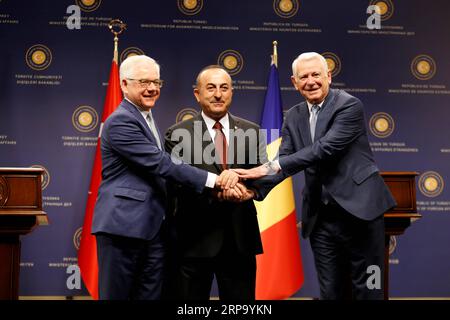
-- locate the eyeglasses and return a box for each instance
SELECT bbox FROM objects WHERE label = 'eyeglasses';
[127,78,164,88]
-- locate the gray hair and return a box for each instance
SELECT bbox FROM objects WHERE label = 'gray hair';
[291,52,328,76]
[119,55,160,82]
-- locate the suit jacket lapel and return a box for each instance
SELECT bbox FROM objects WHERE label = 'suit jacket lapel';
[192,114,221,173]
[298,102,313,145]
[228,114,238,169]
[314,89,338,141]
[122,100,167,193]
[122,99,158,145]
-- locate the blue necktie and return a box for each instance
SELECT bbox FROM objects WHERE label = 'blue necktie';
[310,104,320,141]
[146,112,161,150]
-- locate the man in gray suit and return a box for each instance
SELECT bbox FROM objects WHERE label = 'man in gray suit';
[235,52,396,300]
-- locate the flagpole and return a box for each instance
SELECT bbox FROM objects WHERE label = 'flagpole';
[272,40,278,67]
[78,19,125,300]
[108,19,126,63]
[255,41,304,299]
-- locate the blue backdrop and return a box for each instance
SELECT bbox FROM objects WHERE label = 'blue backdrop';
[1,0,450,298]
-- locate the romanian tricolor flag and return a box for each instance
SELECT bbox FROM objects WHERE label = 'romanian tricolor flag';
[254,44,304,300]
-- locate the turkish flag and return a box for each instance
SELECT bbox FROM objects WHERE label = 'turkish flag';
[77,56,122,300]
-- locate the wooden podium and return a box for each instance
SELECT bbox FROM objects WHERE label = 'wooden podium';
[381,172,421,299]
[0,167,48,300]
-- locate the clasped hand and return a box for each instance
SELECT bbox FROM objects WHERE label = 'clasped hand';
[214,170,254,202]
[232,163,271,180]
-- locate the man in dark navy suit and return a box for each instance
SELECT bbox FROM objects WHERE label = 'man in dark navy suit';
[91,55,239,300]
[235,52,396,300]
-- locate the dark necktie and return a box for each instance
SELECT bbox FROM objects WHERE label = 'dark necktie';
[310,104,320,141]
[213,121,228,170]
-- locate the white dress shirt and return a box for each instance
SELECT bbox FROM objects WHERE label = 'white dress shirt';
[201,111,230,145]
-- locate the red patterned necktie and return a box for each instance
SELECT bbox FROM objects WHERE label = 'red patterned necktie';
[213,121,228,170]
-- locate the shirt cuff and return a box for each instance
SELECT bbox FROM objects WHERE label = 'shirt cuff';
[205,172,217,188]
[273,160,282,171]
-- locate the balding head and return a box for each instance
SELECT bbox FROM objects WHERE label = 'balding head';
[195,65,231,88]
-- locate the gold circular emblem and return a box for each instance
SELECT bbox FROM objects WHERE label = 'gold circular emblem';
[321,52,341,77]
[279,0,294,12]
[369,0,394,21]
[81,0,95,5]
[223,56,238,70]
[30,165,50,190]
[0,176,10,206]
[369,112,395,138]
[184,0,197,10]
[75,0,102,12]
[177,0,203,15]
[273,0,299,18]
[217,50,244,76]
[419,171,444,197]
[411,54,436,81]
[176,108,198,123]
[78,112,93,127]
[73,227,83,250]
[32,50,46,65]
[25,44,52,71]
[424,177,438,192]
[374,118,389,132]
[375,1,388,15]
[72,106,99,133]
[120,47,145,64]
[417,60,431,75]
[326,59,336,73]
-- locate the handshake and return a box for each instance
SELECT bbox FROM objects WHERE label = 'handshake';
[213,169,255,203]
[213,162,278,202]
